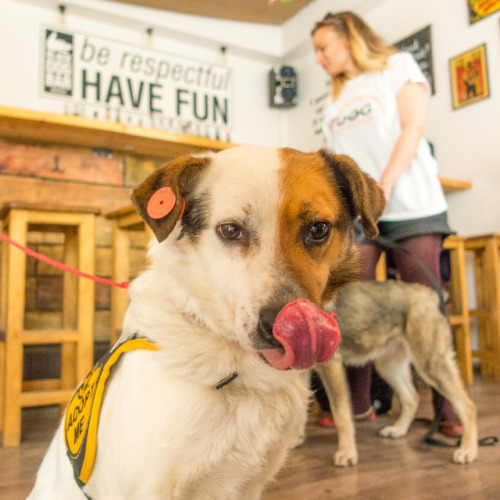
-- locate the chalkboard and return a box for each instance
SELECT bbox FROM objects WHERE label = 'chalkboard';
[395,25,435,95]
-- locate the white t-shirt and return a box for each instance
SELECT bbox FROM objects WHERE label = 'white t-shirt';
[322,52,447,221]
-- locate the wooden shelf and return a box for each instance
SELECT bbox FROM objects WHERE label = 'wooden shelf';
[439,177,472,194]
[0,106,472,193]
[0,105,232,157]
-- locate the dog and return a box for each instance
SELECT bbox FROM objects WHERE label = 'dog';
[28,145,385,499]
[314,279,478,467]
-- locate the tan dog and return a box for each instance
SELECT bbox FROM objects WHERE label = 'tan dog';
[315,280,478,466]
[29,146,384,499]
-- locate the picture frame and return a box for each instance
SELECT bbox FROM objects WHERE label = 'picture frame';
[467,0,500,24]
[449,44,490,110]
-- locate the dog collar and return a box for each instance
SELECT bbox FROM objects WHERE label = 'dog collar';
[215,371,238,389]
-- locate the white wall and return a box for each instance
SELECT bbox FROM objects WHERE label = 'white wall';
[0,0,285,146]
[283,0,500,237]
[0,0,498,236]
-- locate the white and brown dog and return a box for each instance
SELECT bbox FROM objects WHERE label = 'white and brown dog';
[28,146,384,500]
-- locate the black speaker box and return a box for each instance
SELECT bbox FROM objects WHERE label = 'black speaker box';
[269,66,297,108]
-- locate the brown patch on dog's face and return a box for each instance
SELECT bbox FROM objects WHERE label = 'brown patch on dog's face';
[321,151,386,239]
[278,148,385,305]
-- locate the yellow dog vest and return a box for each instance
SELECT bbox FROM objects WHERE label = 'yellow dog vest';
[64,337,159,487]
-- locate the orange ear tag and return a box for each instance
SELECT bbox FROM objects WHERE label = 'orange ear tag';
[147,187,177,219]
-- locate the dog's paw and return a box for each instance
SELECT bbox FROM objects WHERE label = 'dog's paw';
[453,447,477,465]
[379,425,407,439]
[333,447,358,467]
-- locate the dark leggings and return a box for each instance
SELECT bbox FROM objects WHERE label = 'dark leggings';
[346,234,458,421]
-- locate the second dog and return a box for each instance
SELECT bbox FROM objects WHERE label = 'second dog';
[315,280,477,466]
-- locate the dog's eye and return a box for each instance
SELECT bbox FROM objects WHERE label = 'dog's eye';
[307,222,331,243]
[217,223,243,241]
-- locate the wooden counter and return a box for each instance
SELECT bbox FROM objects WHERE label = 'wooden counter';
[439,177,472,194]
[0,105,232,158]
[0,105,472,194]
[0,105,234,214]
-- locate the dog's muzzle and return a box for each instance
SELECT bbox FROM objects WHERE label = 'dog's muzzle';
[258,299,341,371]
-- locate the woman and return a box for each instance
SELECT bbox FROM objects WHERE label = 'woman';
[311,11,461,435]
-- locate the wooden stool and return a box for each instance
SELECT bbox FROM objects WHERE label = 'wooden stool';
[106,206,152,345]
[0,203,98,446]
[442,235,473,386]
[464,234,500,380]
[373,235,473,386]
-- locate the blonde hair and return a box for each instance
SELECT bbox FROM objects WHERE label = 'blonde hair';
[312,11,397,100]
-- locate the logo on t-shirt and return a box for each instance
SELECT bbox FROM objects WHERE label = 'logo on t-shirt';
[333,95,386,134]
[334,102,372,131]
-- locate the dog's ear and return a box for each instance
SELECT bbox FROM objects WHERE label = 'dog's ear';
[322,151,386,238]
[131,154,211,242]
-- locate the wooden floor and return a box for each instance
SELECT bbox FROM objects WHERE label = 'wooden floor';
[1,377,499,499]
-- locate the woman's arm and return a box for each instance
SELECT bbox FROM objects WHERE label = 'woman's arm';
[379,81,427,201]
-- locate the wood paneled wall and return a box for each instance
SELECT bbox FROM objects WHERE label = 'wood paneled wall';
[0,138,168,344]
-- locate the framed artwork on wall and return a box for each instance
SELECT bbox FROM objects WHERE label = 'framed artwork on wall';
[467,0,500,24]
[449,44,490,110]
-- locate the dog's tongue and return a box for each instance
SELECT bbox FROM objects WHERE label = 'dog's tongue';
[261,299,340,370]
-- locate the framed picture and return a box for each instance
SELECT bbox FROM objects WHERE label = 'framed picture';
[467,0,500,24]
[449,44,490,110]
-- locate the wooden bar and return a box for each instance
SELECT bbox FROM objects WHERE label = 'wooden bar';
[20,389,75,407]
[0,105,232,157]
[22,379,62,392]
[439,177,472,194]
[0,107,471,193]
[21,330,80,344]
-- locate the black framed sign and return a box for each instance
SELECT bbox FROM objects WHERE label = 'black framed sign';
[395,25,435,95]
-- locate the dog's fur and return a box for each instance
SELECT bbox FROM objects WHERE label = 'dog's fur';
[314,280,478,466]
[29,146,385,499]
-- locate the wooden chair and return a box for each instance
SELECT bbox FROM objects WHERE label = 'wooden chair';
[464,234,500,380]
[105,206,152,345]
[0,203,98,446]
[373,234,473,386]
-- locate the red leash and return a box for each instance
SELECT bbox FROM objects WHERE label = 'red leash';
[0,231,129,289]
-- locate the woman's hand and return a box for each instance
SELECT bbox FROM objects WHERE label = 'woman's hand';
[378,179,393,202]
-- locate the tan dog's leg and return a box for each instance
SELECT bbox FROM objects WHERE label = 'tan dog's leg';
[431,373,477,464]
[411,352,478,463]
[315,356,358,466]
[374,340,420,439]
[406,307,478,464]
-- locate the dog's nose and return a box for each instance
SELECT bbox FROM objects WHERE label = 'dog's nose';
[258,306,283,347]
